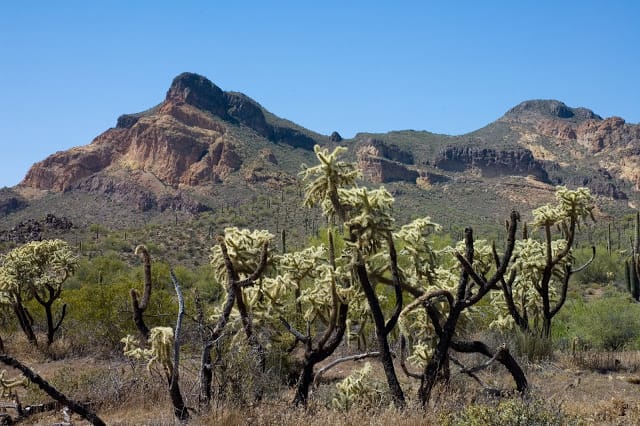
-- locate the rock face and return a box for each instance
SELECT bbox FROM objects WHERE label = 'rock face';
[434,146,550,181]
[357,139,418,183]
[576,117,640,153]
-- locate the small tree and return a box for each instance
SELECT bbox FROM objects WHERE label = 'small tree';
[0,239,77,346]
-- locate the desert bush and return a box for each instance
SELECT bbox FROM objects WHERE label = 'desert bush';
[440,396,580,426]
[512,329,554,362]
[574,245,621,285]
[57,282,177,355]
[556,289,640,351]
[21,364,166,411]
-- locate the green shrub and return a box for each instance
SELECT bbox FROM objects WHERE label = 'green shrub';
[440,397,580,426]
[555,289,640,351]
[573,245,622,286]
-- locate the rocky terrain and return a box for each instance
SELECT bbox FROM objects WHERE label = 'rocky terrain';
[1,72,639,232]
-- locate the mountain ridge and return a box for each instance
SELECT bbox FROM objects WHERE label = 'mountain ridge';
[3,72,639,233]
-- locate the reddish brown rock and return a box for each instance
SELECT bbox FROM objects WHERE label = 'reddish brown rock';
[357,142,418,183]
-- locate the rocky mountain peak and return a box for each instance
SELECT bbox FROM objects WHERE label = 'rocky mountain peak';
[503,100,602,122]
[165,72,228,118]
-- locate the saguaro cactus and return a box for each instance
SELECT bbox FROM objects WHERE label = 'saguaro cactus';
[625,211,640,300]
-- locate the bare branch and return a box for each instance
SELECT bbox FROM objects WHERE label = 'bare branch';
[313,352,381,387]
[0,355,106,426]
[449,354,503,396]
[385,233,403,335]
[399,336,422,379]
[169,269,189,421]
[279,317,310,343]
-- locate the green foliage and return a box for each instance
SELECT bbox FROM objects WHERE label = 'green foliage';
[574,245,621,285]
[61,281,177,353]
[555,289,640,350]
[512,329,554,362]
[441,397,580,426]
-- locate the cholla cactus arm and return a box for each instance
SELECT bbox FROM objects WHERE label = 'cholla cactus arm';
[210,228,273,283]
[0,370,28,397]
[147,327,175,378]
[220,240,266,367]
[300,145,361,220]
[393,217,441,285]
[342,187,395,255]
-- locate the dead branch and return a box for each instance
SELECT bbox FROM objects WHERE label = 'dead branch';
[0,354,105,426]
[313,352,381,387]
[169,269,189,421]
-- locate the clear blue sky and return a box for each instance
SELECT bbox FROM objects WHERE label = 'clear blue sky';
[1,1,638,188]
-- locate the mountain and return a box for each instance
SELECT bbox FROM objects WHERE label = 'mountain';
[2,72,639,239]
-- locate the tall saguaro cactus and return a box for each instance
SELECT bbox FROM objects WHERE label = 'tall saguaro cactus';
[625,211,640,300]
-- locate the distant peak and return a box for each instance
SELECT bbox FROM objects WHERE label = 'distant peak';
[165,72,228,117]
[503,99,602,122]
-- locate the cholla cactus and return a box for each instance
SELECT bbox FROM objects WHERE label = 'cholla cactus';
[0,370,27,397]
[0,239,77,345]
[210,227,273,283]
[341,187,395,255]
[331,362,382,411]
[495,186,594,337]
[394,217,441,284]
[300,145,361,220]
[532,186,594,227]
[122,326,174,378]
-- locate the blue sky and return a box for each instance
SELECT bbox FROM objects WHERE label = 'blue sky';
[1,1,639,188]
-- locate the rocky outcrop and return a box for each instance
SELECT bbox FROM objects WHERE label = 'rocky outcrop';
[555,168,628,200]
[434,146,549,181]
[0,214,73,243]
[360,138,414,164]
[165,73,316,149]
[330,131,343,142]
[357,141,418,183]
[576,117,640,153]
[503,100,602,122]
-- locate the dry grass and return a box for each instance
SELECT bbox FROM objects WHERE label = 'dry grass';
[3,341,640,425]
